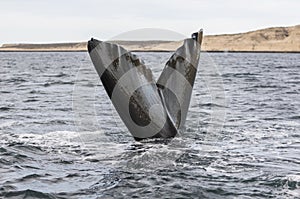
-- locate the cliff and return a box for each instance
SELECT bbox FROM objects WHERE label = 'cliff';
[1,25,299,52]
[202,25,300,52]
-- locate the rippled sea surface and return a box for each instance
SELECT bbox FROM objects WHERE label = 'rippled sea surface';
[0,52,299,198]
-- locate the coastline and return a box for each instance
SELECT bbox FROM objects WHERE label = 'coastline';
[1,50,300,53]
[1,25,299,53]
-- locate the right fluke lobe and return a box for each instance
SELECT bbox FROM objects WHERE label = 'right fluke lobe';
[88,38,101,53]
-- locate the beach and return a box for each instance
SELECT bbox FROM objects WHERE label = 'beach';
[1,25,299,52]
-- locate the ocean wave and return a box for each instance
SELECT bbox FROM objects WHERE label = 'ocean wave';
[1,189,57,199]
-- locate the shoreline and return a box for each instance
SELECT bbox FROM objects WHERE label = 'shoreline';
[1,24,299,53]
[1,50,300,53]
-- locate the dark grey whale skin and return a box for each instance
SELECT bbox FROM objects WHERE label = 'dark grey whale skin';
[157,31,202,130]
[88,39,178,140]
[87,31,202,140]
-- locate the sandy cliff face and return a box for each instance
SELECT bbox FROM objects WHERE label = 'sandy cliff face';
[202,25,300,52]
[0,25,299,52]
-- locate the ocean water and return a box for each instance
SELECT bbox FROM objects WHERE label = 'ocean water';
[0,51,299,198]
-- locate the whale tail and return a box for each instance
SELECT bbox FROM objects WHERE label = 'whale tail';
[87,29,203,140]
[157,30,203,129]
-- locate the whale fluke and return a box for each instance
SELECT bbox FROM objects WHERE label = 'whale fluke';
[157,30,202,129]
[87,30,203,140]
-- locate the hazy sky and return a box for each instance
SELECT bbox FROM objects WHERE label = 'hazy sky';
[0,0,299,44]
